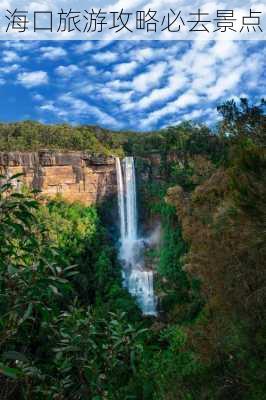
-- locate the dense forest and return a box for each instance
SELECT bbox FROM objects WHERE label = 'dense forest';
[0,99,265,399]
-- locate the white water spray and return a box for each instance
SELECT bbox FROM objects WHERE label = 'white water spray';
[116,156,157,316]
[115,158,126,242]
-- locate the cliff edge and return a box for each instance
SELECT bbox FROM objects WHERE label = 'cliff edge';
[0,150,117,205]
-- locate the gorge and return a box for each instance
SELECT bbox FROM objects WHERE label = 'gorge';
[0,150,158,315]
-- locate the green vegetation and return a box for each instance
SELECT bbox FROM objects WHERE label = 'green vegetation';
[0,176,143,399]
[0,122,125,156]
[0,98,265,399]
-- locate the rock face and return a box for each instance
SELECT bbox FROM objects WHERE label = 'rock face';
[136,150,184,183]
[0,151,117,205]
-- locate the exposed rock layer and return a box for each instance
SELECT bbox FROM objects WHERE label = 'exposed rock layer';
[0,151,117,205]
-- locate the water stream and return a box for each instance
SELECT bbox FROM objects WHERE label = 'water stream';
[116,157,157,316]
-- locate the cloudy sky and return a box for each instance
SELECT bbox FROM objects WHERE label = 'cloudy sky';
[0,40,265,131]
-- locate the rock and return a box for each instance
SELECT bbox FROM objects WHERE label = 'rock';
[0,151,117,205]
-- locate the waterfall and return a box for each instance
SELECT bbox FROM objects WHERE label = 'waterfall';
[124,157,137,242]
[116,156,157,316]
[115,158,126,242]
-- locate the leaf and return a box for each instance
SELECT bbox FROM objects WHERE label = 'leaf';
[10,193,24,199]
[0,183,12,193]
[19,303,33,325]
[64,271,78,278]
[49,276,68,284]
[24,200,38,209]
[7,265,19,275]
[0,362,19,379]
[9,173,24,180]
[10,222,25,235]
[49,285,60,295]
[64,264,78,272]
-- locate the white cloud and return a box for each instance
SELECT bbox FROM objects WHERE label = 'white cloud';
[100,87,134,103]
[133,47,154,62]
[126,74,188,111]
[3,41,39,51]
[107,79,132,90]
[40,46,67,60]
[59,94,89,113]
[132,62,167,93]
[0,64,19,74]
[2,50,25,63]
[86,65,98,75]
[40,102,57,112]
[131,45,180,63]
[207,67,245,101]
[210,41,239,60]
[74,41,113,54]
[114,61,138,76]
[40,101,67,117]
[140,90,200,128]
[33,93,44,101]
[182,108,209,121]
[93,51,118,63]
[58,93,121,128]
[166,108,212,126]
[56,65,80,78]
[176,91,199,108]
[17,71,48,88]
[74,42,94,54]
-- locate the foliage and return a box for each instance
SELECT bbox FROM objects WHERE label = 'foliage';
[155,204,202,323]
[217,98,266,146]
[0,121,124,156]
[164,100,266,399]
[0,98,265,399]
[0,175,143,399]
[149,325,203,400]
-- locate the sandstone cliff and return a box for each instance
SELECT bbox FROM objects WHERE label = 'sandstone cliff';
[0,151,117,205]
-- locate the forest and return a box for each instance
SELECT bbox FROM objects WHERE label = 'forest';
[0,98,265,399]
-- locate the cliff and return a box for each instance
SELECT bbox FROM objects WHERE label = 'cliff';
[0,151,117,205]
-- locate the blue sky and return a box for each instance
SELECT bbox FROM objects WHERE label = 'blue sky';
[0,40,265,131]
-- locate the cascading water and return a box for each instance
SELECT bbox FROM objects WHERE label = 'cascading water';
[116,156,157,316]
[115,158,126,242]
